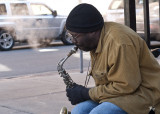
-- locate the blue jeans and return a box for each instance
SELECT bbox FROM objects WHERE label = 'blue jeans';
[71,100,127,114]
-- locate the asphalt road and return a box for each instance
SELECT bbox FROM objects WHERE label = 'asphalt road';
[1,41,160,79]
[0,42,90,79]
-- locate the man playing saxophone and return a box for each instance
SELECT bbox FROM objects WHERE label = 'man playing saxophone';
[63,3,160,114]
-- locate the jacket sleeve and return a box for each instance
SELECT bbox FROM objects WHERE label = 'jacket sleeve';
[89,44,142,102]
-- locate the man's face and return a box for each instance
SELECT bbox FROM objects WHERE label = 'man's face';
[68,31,99,51]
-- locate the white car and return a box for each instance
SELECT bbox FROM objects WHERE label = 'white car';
[0,1,72,51]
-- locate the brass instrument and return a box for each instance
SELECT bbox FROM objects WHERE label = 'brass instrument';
[57,46,78,88]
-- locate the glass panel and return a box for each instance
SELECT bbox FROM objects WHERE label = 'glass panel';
[136,0,160,41]
[10,3,29,16]
[109,0,123,10]
[106,0,124,24]
[31,4,52,16]
[0,4,7,15]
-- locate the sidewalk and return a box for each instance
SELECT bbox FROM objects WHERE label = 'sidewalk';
[0,57,159,114]
[0,70,94,114]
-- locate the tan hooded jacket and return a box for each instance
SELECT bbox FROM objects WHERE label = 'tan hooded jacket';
[89,22,160,114]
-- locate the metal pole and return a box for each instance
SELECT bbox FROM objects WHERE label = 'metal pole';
[143,0,150,48]
[159,0,160,33]
[80,50,83,73]
[124,0,136,31]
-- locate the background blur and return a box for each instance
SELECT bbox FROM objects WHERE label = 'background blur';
[41,0,112,16]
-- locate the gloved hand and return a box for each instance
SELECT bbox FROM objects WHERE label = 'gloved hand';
[66,84,90,105]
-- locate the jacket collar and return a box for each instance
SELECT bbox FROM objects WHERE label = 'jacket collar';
[94,24,106,54]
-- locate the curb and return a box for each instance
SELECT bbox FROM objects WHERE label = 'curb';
[13,41,64,50]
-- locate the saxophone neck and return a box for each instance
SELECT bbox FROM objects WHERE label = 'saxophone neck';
[57,56,68,70]
[57,46,78,71]
[67,46,78,57]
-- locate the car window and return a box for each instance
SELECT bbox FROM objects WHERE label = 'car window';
[30,4,52,16]
[0,4,7,15]
[10,3,29,16]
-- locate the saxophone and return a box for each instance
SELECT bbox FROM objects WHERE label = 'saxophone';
[57,46,78,88]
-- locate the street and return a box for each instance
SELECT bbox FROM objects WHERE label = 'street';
[0,43,90,79]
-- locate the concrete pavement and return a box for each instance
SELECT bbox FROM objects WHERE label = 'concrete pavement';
[0,57,159,114]
[0,69,94,114]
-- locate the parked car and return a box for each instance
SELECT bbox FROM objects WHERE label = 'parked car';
[106,0,160,41]
[0,1,72,51]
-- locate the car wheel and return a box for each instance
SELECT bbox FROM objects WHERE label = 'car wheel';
[61,29,73,45]
[0,30,15,51]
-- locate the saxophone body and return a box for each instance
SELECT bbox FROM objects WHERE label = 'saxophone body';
[57,46,78,88]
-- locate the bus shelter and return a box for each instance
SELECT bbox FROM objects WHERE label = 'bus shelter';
[124,0,160,49]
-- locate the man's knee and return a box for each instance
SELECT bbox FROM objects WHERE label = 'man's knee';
[71,100,98,114]
[71,102,88,114]
[89,102,127,114]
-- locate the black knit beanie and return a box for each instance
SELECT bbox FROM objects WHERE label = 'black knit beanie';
[66,3,104,33]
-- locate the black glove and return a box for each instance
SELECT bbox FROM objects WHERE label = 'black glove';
[66,84,90,105]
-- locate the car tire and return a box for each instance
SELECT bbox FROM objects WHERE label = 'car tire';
[61,29,73,45]
[0,30,15,51]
